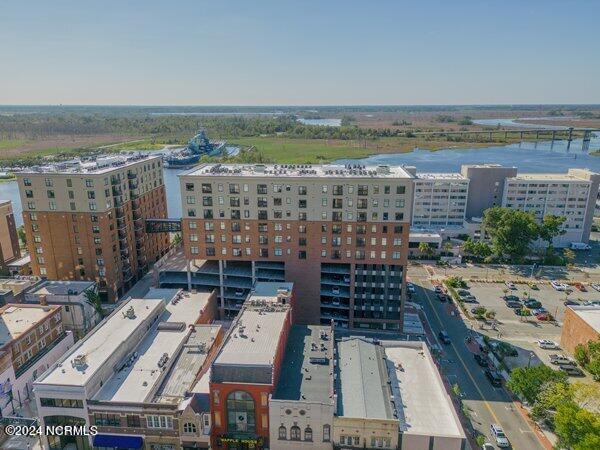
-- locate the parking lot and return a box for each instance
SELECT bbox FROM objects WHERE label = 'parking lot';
[460,280,598,376]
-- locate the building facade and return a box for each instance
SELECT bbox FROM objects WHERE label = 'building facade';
[179,163,413,331]
[560,306,600,354]
[502,169,600,246]
[0,200,21,267]
[16,155,170,302]
[209,283,294,450]
[0,303,74,416]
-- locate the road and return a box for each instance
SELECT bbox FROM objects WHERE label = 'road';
[411,274,545,450]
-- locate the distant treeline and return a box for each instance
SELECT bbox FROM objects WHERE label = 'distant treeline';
[0,114,410,141]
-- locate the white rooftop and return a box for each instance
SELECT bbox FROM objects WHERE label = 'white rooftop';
[214,308,288,367]
[385,342,464,438]
[20,154,159,175]
[37,297,165,386]
[416,173,467,180]
[0,305,57,346]
[92,290,211,403]
[249,282,293,304]
[570,306,600,332]
[183,163,413,179]
[509,173,592,181]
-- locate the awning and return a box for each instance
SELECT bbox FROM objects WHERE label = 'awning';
[93,434,143,449]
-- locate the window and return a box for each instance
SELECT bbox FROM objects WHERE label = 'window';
[126,415,141,428]
[183,422,197,434]
[278,425,287,440]
[226,391,255,433]
[146,415,173,429]
[95,413,121,427]
[290,425,301,440]
[323,424,331,442]
[304,427,313,441]
[40,398,84,408]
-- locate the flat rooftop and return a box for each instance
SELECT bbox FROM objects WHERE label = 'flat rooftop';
[29,280,95,297]
[249,282,293,304]
[385,342,464,438]
[273,325,333,403]
[154,325,221,404]
[416,173,467,180]
[508,173,591,182]
[335,338,395,420]
[38,297,165,387]
[0,304,58,346]
[569,306,600,332]
[19,154,159,175]
[183,163,413,179]
[92,290,212,403]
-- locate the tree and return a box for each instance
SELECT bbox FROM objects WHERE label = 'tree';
[564,248,576,265]
[554,402,600,450]
[531,381,573,422]
[418,242,435,258]
[461,238,492,261]
[507,365,567,404]
[539,215,567,246]
[483,207,540,262]
[84,289,103,316]
[172,232,182,246]
[17,225,27,246]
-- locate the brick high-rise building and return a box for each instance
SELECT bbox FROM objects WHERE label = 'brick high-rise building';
[179,163,413,331]
[0,200,21,271]
[16,155,170,302]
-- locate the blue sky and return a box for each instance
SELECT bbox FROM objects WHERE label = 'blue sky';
[1,0,598,105]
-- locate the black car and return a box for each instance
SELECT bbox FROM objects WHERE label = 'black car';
[560,366,585,377]
[474,353,488,367]
[504,295,519,302]
[438,331,451,344]
[564,300,579,306]
[485,369,503,387]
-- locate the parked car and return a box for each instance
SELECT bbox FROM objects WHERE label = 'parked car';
[574,282,587,292]
[536,313,552,321]
[474,353,488,367]
[485,370,503,387]
[438,293,449,303]
[538,339,559,349]
[591,283,600,292]
[549,354,575,365]
[583,300,600,307]
[515,308,531,316]
[234,289,245,297]
[560,366,585,376]
[457,289,470,297]
[490,424,510,448]
[506,301,522,309]
[434,285,444,294]
[438,330,451,344]
[524,300,542,309]
[343,276,351,284]
[504,294,519,302]
[332,286,340,295]
[529,282,539,290]
[407,283,416,293]
[482,443,496,450]
[462,295,478,304]
[531,308,547,316]
[551,280,569,291]
[505,281,516,290]
[564,300,579,306]
[570,242,592,250]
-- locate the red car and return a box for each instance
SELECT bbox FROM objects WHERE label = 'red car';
[574,283,587,292]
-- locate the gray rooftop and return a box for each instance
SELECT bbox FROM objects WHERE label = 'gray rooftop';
[335,337,395,420]
[273,325,334,403]
[29,280,95,296]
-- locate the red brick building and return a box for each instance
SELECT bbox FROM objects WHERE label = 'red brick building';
[209,282,294,449]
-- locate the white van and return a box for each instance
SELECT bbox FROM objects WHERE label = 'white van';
[570,242,591,250]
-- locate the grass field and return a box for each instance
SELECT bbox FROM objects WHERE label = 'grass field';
[228,135,531,163]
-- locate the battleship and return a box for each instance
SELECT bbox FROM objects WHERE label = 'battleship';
[163,130,226,168]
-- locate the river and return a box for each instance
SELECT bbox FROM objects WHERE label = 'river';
[2,133,599,226]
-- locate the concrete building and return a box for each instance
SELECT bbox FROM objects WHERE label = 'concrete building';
[34,288,220,450]
[333,338,465,450]
[0,303,74,417]
[210,282,294,450]
[269,324,335,450]
[560,306,600,354]
[15,154,170,302]
[23,280,101,340]
[0,200,21,268]
[460,164,518,220]
[179,163,413,331]
[411,173,469,230]
[502,169,600,246]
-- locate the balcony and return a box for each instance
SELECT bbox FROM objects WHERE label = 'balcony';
[132,198,141,210]
[118,229,127,240]
[115,206,125,218]
[133,210,142,221]
[127,172,137,180]
[111,177,121,186]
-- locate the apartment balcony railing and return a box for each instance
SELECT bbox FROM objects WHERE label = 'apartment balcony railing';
[127,172,137,180]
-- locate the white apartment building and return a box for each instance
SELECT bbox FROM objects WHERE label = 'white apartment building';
[502,168,600,246]
[411,173,469,230]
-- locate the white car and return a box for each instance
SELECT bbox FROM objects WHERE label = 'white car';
[551,280,568,291]
[505,281,516,290]
[332,286,340,295]
[490,424,509,448]
[583,300,600,306]
[407,283,416,293]
[538,339,559,350]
